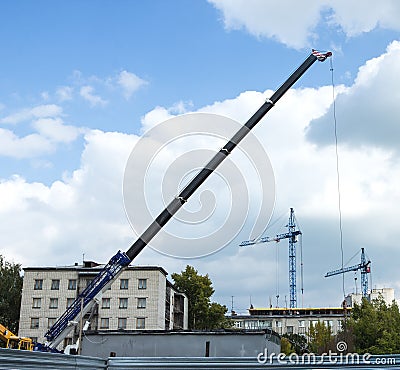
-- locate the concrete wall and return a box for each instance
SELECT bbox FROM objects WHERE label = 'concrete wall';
[81,330,280,359]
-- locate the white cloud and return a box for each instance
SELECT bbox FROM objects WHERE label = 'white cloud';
[210,0,323,49]
[140,101,194,132]
[1,104,63,125]
[80,86,108,107]
[56,86,74,102]
[0,129,138,266]
[67,70,147,103]
[32,117,83,143]
[117,70,148,99]
[307,40,400,150]
[140,106,174,132]
[327,0,400,36]
[0,103,84,158]
[0,128,54,158]
[209,0,400,49]
[41,91,50,101]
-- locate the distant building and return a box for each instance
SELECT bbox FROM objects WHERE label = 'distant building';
[345,287,395,307]
[18,262,188,351]
[231,307,351,337]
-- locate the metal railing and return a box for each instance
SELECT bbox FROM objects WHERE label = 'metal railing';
[0,348,106,369]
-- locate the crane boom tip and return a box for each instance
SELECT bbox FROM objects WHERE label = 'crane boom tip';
[312,49,332,61]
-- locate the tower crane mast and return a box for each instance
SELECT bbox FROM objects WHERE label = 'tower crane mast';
[240,208,302,308]
[325,247,371,297]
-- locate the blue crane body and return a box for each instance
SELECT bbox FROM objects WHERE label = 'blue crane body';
[325,247,371,297]
[240,207,302,308]
[38,50,331,351]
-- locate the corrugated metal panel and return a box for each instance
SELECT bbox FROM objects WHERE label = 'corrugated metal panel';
[108,357,274,369]
[0,348,106,369]
[0,349,399,369]
[107,355,400,369]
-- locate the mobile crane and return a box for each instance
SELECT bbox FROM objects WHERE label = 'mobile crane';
[37,49,332,352]
[0,323,33,351]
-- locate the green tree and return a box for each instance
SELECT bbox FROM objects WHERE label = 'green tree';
[0,255,23,334]
[283,333,308,354]
[348,297,400,354]
[206,302,233,329]
[171,265,231,330]
[308,321,334,354]
[280,336,294,355]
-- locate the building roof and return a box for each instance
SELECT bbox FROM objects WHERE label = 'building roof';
[87,328,279,337]
[247,307,351,316]
[23,264,169,276]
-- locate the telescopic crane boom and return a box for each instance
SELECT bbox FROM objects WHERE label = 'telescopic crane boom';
[41,49,332,351]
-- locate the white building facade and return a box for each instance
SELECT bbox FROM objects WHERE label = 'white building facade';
[345,288,395,307]
[19,262,188,350]
[231,307,351,337]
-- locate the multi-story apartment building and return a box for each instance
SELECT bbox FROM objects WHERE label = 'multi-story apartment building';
[231,288,396,338]
[18,261,188,350]
[231,307,351,337]
[345,287,395,307]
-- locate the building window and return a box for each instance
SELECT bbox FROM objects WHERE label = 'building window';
[338,320,343,331]
[137,297,146,309]
[32,298,41,309]
[68,279,77,290]
[49,298,58,309]
[30,318,39,329]
[299,320,305,327]
[244,320,257,329]
[51,279,60,290]
[120,279,129,290]
[34,279,43,290]
[102,298,111,309]
[138,279,147,290]
[86,279,93,287]
[136,317,145,329]
[287,325,294,334]
[118,318,127,330]
[324,320,333,327]
[259,320,272,329]
[276,321,282,328]
[48,318,57,329]
[100,318,109,329]
[66,298,75,308]
[119,298,128,309]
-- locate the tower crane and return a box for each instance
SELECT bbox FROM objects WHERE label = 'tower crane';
[35,49,331,352]
[240,208,302,309]
[325,247,371,297]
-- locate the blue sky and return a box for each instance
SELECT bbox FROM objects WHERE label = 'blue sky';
[1,1,400,312]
